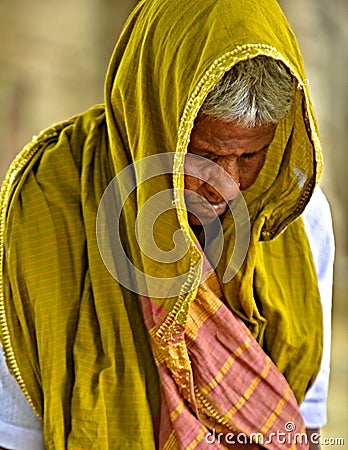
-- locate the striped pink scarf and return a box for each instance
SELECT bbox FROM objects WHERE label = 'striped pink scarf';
[142,271,308,449]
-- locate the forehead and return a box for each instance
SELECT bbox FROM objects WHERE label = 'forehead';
[189,115,278,154]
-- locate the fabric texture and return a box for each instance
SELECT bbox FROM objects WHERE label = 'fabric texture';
[0,0,325,448]
[0,187,334,449]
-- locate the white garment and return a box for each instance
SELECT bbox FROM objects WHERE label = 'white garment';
[0,351,44,450]
[300,187,334,428]
[0,187,334,448]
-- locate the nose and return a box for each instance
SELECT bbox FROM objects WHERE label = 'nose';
[204,159,240,203]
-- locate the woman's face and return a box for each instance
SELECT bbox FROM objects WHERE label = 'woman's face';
[184,115,277,225]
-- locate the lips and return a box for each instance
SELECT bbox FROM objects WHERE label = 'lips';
[210,202,227,216]
[188,199,227,217]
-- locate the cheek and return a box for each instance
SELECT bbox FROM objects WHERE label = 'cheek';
[239,154,267,190]
[184,174,203,193]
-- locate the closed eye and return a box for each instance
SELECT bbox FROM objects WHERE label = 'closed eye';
[241,152,257,160]
[241,146,269,160]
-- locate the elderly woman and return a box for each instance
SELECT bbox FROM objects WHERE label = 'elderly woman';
[0,0,333,449]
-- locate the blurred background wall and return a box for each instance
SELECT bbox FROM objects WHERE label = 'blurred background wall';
[0,0,137,177]
[0,0,347,446]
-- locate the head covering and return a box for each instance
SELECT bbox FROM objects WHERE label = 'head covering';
[1,0,323,447]
[104,0,323,396]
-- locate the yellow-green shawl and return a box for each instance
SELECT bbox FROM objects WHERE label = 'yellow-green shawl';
[0,0,323,448]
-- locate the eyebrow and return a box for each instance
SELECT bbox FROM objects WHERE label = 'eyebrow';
[188,143,270,156]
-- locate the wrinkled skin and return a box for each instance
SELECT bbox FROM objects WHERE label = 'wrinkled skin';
[184,115,277,225]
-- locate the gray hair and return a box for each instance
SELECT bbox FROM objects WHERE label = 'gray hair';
[200,56,295,127]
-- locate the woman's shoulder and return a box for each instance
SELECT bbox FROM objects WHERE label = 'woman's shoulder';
[0,105,107,217]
